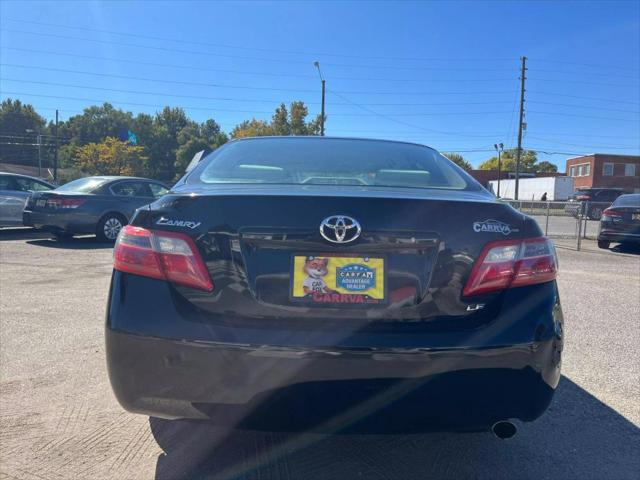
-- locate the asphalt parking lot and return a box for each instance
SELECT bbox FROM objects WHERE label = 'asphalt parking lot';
[1,229,639,480]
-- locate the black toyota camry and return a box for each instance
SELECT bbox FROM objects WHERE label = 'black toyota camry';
[106,137,563,436]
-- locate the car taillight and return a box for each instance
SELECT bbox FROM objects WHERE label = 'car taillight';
[576,195,591,201]
[602,208,622,218]
[113,225,213,291]
[47,198,86,209]
[463,237,557,297]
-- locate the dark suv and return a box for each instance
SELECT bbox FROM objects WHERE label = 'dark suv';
[564,188,625,220]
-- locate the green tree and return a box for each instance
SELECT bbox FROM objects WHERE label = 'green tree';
[536,160,558,173]
[271,103,290,135]
[289,101,309,135]
[75,137,149,176]
[174,119,228,177]
[231,101,320,138]
[479,149,538,172]
[0,99,48,165]
[61,103,134,145]
[442,152,473,171]
[145,107,192,181]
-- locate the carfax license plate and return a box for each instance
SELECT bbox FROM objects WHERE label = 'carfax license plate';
[291,255,385,305]
[36,199,46,207]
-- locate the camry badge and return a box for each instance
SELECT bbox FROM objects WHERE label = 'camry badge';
[156,218,202,229]
[320,215,361,244]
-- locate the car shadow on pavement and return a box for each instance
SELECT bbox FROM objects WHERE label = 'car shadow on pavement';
[150,376,639,480]
[610,243,640,255]
[0,227,51,241]
[25,237,113,250]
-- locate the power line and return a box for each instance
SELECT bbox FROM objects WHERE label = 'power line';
[527,110,640,122]
[0,64,317,93]
[525,136,640,150]
[527,147,639,156]
[527,77,639,88]
[0,46,317,80]
[327,89,470,137]
[0,78,322,105]
[527,100,640,114]
[1,63,515,96]
[529,91,640,106]
[0,46,513,83]
[0,78,514,107]
[0,89,514,118]
[1,80,516,107]
[530,58,640,73]
[0,91,305,115]
[0,28,516,73]
[517,67,639,80]
[6,18,638,78]
[1,18,518,64]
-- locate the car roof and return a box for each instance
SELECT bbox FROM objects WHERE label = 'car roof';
[226,135,438,151]
[0,172,55,185]
[84,176,158,182]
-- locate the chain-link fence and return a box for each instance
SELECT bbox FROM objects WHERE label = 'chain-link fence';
[503,200,611,251]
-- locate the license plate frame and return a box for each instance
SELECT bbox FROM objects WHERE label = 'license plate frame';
[290,254,386,306]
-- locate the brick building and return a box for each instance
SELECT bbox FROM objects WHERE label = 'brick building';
[566,154,640,192]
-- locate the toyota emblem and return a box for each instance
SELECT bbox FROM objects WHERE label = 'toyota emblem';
[320,215,361,244]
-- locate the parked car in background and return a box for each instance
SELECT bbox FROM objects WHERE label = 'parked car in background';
[0,172,55,227]
[106,137,562,437]
[563,187,625,220]
[23,176,169,241]
[597,194,640,249]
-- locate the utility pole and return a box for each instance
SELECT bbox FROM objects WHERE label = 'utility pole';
[314,61,326,136]
[515,56,527,200]
[54,109,59,183]
[494,143,504,198]
[37,134,42,178]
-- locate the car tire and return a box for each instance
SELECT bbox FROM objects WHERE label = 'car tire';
[597,240,610,249]
[96,213,127,242]
[588,207,603,221]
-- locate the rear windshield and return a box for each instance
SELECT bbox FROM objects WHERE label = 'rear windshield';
[56,177,108,193]
[613,194,640,206]
[196,138,472,190]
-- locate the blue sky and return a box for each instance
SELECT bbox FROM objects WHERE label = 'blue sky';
[1,0,639,170]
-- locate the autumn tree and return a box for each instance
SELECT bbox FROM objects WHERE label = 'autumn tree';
[479,149,539,172]
[75,137,149,176]
[231,101,321,138]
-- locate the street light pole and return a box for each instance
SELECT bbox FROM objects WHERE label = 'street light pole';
[314,61,325,136]
[494,143,504,198]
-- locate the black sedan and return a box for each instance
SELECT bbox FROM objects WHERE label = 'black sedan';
[23,176,169,241]
[597,193,640,249]
[106,137,563,437]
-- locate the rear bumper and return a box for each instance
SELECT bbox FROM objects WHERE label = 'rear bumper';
[598,228,640,244]
[106,327,563,431]
[106,271,563,430]
[22,209,96,234]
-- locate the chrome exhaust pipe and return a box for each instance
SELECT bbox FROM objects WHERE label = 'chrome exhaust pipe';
[492,420,517,439]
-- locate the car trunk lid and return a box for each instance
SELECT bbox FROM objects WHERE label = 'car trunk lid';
[131,185,528,327]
